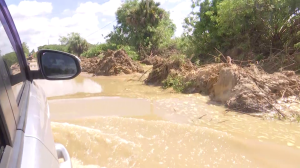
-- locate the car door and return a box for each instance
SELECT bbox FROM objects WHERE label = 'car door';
[0,59,18,168]
[0,1,30,167]
[0,1,72,167]
[0,1,63,168]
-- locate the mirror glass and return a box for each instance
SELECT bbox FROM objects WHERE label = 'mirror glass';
[41,52,78,79]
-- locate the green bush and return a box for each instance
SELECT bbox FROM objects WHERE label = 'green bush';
[38,44,67,52]
[162,75,192,92]
[183,0,300,61]
[82,43,118,58]
[169,54,186,63]
[81,45,102,58]
[3,52,18,67]
[295,42,300,50]
[121,46,139,60]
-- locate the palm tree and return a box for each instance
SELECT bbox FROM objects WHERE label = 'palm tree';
[126,0,164,28]
[60,33,88,56]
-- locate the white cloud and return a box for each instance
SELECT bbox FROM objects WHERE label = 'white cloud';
[155,0,183,5]
[9,1,122,52]
[169,0,192,37]
[155,0,167,5]
[0,25,15,55]
[62,9,72,15]
[168,0,184,3]
[76,0,121,16]
[9,1,52,17]
[156,0,192,36]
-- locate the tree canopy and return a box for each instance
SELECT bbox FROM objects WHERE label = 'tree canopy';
[183,0,300,61]
[38,44,68,52]
[106,0,176,58]
[59,32,89,56]
[22,42,29,56]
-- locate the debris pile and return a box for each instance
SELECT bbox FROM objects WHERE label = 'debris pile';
[146,59,300,115]
[80,50,144,75]
[141,55,165,65]
[80,57,101,73]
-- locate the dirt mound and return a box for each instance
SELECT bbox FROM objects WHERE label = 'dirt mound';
[145,59,195,85]
[141,55,165,65]
[219,65,300,114]
[80,57,101,73]
[146,61,300,115]
[80,50,144,76]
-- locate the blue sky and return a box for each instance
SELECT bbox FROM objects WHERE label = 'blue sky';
[6,0,192,51]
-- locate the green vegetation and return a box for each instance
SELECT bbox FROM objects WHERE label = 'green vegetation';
[81,43,139,60]
[22,42,29,56]
[106,0,175,59]
[183,0,300,62]
[162,75,192,92]
[2,42,29,67]
[81,43,117,58]
[169,54,186,63]
[30,49,37,58]
[3,52,18,67]
[59,33,89,56]
[296,114,300,123]
[34,0,299,70]
[38,44,67,52]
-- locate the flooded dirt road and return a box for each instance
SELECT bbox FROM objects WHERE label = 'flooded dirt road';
[34,73,300,168]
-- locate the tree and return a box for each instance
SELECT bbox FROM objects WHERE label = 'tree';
[30,49,36,58]
[106,0,175,58]
[22,42,29,57]
[59,32,89,56]
[3,52,18,67]
[184,0,300,61]
[38,44,67,52]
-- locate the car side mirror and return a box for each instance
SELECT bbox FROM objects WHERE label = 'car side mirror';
[30,50,81,80]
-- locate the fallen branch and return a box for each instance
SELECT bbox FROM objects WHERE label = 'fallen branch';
[214,48,227,62]
[138,67,152,81]
[208,53,224,63]
[244,70,287,118]
[198,114,207,119]
[261,93,286,119]
[217,120,228,124]
[280,63,295,71]
[281,89,287,99]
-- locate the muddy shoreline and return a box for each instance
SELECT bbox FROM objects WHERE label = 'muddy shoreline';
[80,53,300,121]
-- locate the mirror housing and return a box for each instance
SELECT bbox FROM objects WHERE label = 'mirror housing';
[30,50,81,80]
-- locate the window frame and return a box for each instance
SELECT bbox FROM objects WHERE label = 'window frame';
[0,0,31,167]
[0,7,27,103]
[0,0,32,100]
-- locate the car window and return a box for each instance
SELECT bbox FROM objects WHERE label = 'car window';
[0,18,25,100]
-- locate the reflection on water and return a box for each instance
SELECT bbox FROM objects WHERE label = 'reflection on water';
[34,74,300,167]
[34,78,102,97]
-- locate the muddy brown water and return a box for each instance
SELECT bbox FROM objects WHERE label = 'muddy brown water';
[34,72,300,168]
